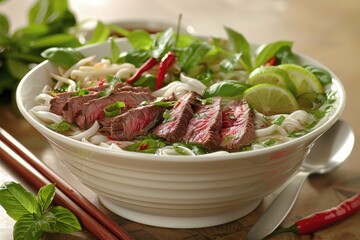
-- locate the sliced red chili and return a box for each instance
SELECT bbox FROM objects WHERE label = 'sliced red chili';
[156,51,176,90]
[98,78,105,86]
[264,56,277,66]
[126,57,158,84]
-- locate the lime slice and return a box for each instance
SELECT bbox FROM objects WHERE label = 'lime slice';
[278,64,324,97]
[248,66,296,94]
[244,83,299,115]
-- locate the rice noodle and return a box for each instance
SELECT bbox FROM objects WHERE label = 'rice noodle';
[69,121,100,140]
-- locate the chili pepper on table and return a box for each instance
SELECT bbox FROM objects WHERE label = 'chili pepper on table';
[126,57,158,84]
[267,192,360,238]
[156,51,176,90]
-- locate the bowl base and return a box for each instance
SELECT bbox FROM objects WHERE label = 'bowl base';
[99,196,261,228]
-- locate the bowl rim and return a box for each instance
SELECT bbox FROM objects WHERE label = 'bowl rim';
[16,38,346,163]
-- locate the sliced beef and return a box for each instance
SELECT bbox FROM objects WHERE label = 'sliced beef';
[113,82,151,93]
[182,96,222,150]
[49,92,73,115]
[152,91,198,142]
[111,105,165,140]
[220,100,255,151]
[49,84,108,116]
[76,91,155,129]
[62,92,99,123]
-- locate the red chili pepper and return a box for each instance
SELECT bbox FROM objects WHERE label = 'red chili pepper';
[264,56,277,66]
[126,57,158,84]
[269,193,360,237]
[139,143,149,151]
[156,51,176,90]
[98,78,105,86]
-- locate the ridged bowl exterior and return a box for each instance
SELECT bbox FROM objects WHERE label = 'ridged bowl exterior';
[16,39,346,228]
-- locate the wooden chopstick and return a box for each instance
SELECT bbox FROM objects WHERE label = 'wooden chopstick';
[0,128,134,240]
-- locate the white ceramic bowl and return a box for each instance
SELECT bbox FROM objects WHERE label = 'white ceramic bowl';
[16,38,346,228]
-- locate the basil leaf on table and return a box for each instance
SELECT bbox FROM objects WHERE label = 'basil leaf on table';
[255,40,293,67]
[41,47,85,68]
[203,80,249,98]
[0,181,41,220]
[36,184,56,213]
[13,213,43,240]
[49,206,82,233]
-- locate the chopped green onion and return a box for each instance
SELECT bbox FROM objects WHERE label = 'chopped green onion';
[70,88,89,97]
[273,115,285,125]
[47,121,72,132]
[103,101,125,117]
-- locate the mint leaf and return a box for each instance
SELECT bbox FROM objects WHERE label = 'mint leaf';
[36,184,55,213]
[13,213,43,240]
[0,182,40,220]
[49,206,82,233]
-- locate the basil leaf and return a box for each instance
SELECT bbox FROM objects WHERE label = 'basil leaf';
[30,33,81,49]
[107,23,130,37]
[132,74,156,90]
[87,21,111,44]
[219,53,242,73]
[12,25,50,42]
[5,52,44,64]
[202,80,248,98]
[110,37,120,63]
[178,40,211,73]
[304,64,332,85]
[275,45,295,64]
[121,48,151,67]
[41,47,85,68]
[6,58,31,80]
[152,27,174,59]
[36,184,55,213]
[28,0,69,25]
[175,33,196,48]
[255,41,293,68]
[224,27,253,71]
[37,211,57,232]
[0,13,9,34]
[13,213,43,240]
[0,181,40,221]
[127,30,152,50]
[49,206,82,233]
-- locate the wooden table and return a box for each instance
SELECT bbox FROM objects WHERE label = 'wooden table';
[1,0,360,239]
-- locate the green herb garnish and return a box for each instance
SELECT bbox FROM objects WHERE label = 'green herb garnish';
[47,121,72,132]
[103,101,125,117]
[0,182,81,240]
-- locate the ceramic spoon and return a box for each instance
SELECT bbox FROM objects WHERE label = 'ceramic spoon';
[247,120,355,240]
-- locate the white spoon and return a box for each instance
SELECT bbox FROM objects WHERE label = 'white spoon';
[247,120,355,240]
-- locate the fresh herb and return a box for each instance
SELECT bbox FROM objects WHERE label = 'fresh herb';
[163,109,176,122]
[177,40,212,74]
[202,80,248,98]
[219,53,242,73]
[70,88,89,97]
[272,115,286,125]
[304,64,332,86]
[173,143,208,155]
[0,182,81,240]
[98,76,121,97]
[255,41,294,68]
[126,135,168,153]
[229,114,236,120]
[0,0,128,105]
[224,27,253,72]
[264,138,277,146]
[47,121,72,132]
[103,101,125,117]
[152,98,177,107]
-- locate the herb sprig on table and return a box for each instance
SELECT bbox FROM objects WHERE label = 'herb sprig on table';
[0,181,81,240]
[0,0,128,104]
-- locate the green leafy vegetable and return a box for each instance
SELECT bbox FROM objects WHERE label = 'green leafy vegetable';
[304,65,332,85]
[224,27,253,71]
[177,40,211,73]
[202,80,248,98]
[0,182,81,240]
[126,135,168,153]
[127,30,153,50]
[41,47,85,68]
[255,41,293,67]
[103,101,126,117]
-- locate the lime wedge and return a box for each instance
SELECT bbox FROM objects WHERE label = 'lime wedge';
[248,66,296,94]
[244,83,299,115]
[278,64,324,97]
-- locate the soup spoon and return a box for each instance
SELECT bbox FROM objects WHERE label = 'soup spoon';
[247,120,355,240]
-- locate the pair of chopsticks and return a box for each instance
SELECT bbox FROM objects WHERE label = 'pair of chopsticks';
[0,128,134,240]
